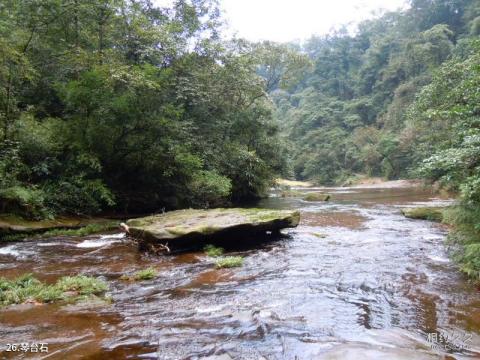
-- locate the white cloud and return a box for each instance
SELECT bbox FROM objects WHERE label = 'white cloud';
[154,0,408,42]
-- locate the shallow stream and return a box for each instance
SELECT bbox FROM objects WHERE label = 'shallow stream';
[1,185,479,359]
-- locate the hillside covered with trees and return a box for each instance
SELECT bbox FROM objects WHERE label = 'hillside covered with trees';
[273,0,480,278]
[274,0,479,185]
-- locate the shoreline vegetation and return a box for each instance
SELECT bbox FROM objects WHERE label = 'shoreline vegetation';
[0,274,108,307]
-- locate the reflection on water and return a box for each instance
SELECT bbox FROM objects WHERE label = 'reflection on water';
[0,185,478,359]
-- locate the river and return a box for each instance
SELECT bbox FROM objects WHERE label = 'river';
[1,184,479,359]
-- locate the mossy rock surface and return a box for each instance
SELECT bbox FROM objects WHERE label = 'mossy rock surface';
[127,208,300,247]
[400,207,444,222]
[0,214,115,236]
[303,193,331,202]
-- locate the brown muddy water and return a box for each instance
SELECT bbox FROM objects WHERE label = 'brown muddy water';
[1,186,480,359]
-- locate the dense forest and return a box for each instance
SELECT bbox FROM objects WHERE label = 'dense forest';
[275,0,479,185]
[0,0,293,218]
[1,0,480,277]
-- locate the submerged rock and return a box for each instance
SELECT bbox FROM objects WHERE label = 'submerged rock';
[303,193,331,201]
[126,208,300,250]
[401,207,444,222]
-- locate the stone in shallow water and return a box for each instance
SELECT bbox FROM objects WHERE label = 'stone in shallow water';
[126,208,300,250]
[400,207,444,222]
[303,193,331,201]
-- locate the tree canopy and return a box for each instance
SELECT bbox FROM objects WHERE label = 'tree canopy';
[0,0,292,217]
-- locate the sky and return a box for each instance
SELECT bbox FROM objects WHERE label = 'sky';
[156,0,409,43]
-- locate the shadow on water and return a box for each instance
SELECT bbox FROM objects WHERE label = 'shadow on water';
[1,184,479,359]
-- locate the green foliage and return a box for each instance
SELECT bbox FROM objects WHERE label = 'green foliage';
[188,170,231,208]
[56,275,108,295]
[120,267,158,281]
[0,0,290,218]
[0,185,50,220]
[406,39,480,279]
[303,193,330,202]
[223,147,273,201]
[204,244,224,257]
[215,256,243,269]
[44,178,115,216]
[253,41,312,92]
[40,222,118,238]
[0,274,108,307]
[133,268,158,281]
[401,207,444,222]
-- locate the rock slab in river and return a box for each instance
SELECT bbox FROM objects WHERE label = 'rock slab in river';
[303,193,331,201]
[401,207,444,222]
[126,208,300,246]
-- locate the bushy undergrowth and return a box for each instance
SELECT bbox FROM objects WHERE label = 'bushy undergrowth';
[121,267,158,281]
[204,244,224,257]
[0,186,51,220]
[41,222,118,238]
[215,256,244,269]
[0,274,108,306]
[444,206,480,280]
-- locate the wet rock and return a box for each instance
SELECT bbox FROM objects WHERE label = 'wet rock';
[126,208,300,249]
[303,193,331,201]
[400,207,444,222]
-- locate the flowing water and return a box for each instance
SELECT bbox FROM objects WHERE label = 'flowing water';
[1,185,480,359]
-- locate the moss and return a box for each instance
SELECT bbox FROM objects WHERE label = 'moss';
[40,222,118,238]
[120,267,158,281]
[442,206,480,281]
[127,208,300,245]
[303,193,331,201]
[215,256,243,268]
[0,273,108,307]
[243,208,294,222]
[165,227,187,235]
[56,275,108,294]
[0,214,39,227]
[0,214,118,241]
[204,244,224,257]
[0,222,117,242]
[401,207,444,222]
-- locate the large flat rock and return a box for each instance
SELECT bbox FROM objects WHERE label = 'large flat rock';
[126,208,300,248]
[400,207,444,222]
